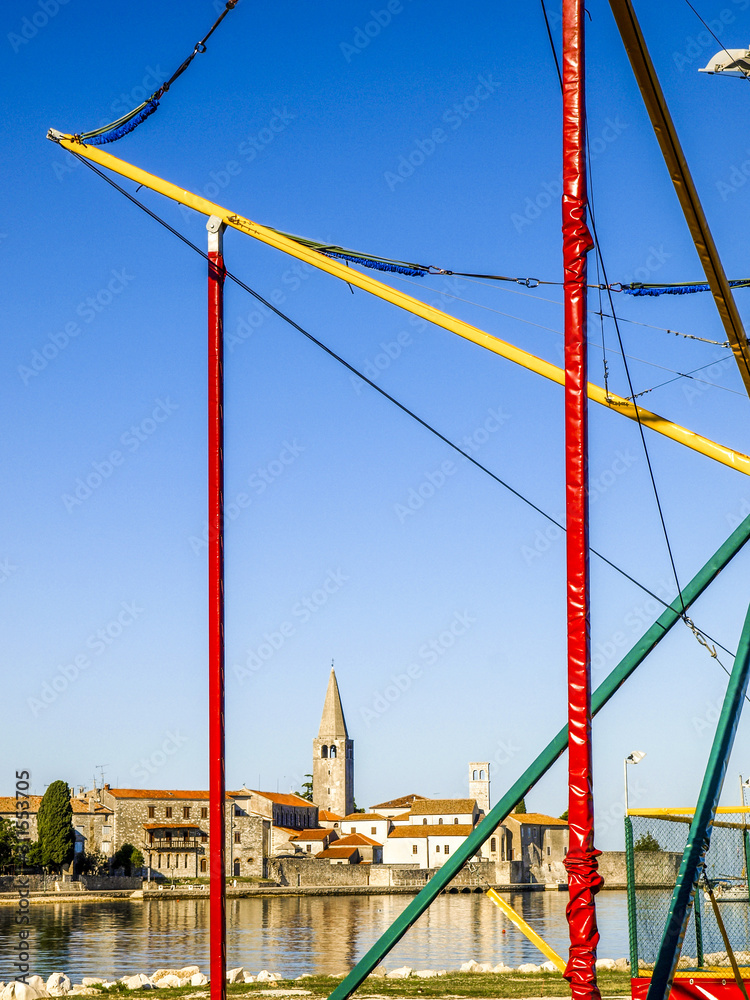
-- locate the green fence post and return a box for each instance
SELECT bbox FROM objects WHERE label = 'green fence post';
[327,516,750,1000]
[646,600,750,1000]
[625,815,639,975]
[694,883,704,969]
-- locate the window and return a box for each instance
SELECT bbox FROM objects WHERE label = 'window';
[167,855,171,867]
[183,807,191,819]
[548,864,552,871]
[454,818,459,824]
[185,855,189,868]
[351,827,356,833]
[158,855,162,868]
[201,835,208,843]
[233,860,240,877]
[422,818,427,825]
[444,845,450,855]
[148,806,155,819]
[166,807,173,818]
[183,830,189,842]
[307,844,312,853]
[435,845,440,853]
[200,859,207,873]
[490,838,497,853]
[330,745,337,758]
[547,846,551,856]
[438,818,443,824]
[412,845,418,854]
[479,769,485,779]
[321,746,328,759]
[234,832,241,844]
[165,831,172,842]
[472,769,478,780]
[371,827,377,835]
[201,807,208,819]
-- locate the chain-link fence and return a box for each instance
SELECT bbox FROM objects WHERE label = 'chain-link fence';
[626,810,750,974]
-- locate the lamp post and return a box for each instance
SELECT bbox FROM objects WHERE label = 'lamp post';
[624,752,646,814]
[699,49,750,78]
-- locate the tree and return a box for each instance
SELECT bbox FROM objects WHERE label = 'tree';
[74,850,109,876]
[513,798,527,814]
[36,780,75,873]
[559,809,569,822]
[0,817,21,871]
[635,831,661,852]
[111,843,144,876]
[297,775,314,802]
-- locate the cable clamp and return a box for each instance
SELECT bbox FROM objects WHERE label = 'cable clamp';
[518,277,539,288]
[607,283,623,292]
[683,616,717,658]
[194,41,207,54]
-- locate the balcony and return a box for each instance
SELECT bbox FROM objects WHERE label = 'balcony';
[146,839,205,852]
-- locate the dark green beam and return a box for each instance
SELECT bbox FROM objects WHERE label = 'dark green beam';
[647,600,750,1000]
[327,514,750,1000]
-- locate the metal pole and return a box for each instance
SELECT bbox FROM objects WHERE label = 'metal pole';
[624,758,629,814]
[646,600,750,1000]
[208,215,227,1000]
[326,514,750,1000]
[562,2,601,998]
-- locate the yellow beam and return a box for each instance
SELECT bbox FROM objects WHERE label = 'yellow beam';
[486,888,566,973]
[48,132,750,478]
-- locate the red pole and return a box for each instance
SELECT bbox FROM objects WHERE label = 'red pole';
[208,216,227,1000]
[561,4,602,1000]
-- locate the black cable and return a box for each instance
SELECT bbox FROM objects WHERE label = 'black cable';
[66,149,739,662]
[539,0,564,92]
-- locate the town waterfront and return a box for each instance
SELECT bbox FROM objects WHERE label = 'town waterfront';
[0,892,631,981]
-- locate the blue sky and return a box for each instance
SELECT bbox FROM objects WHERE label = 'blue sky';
[3,0,750,849]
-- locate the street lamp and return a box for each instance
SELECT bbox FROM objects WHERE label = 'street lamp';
[699,48,750,78]
[624,751,646,814]
[739,775,750,809]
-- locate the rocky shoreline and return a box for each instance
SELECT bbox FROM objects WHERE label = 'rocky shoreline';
[0,959,636,998]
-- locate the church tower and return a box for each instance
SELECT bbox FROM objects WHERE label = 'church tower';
[313,668,354,817]
[469,761,490,815]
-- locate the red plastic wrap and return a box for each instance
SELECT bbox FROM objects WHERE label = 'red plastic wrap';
[561,2,601,999]
[208,247,227,1000]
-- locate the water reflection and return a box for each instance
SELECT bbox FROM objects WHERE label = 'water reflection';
[0,892,631,981]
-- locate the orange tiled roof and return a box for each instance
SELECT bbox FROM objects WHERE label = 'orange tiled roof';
[507,812,568,826]
[409,798,477,815]
[71,800,111,815]
[370,794,425,810]
[388,824,476,839]
[342,813,386,822]
[318,809,343,821]
[334,833,381,847]
[316,845,359,859]
[0,796,111,815]
[244,790,315,807]
[289,829,330,842]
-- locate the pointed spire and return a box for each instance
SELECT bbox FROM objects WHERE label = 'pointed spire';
[318,667,348,739]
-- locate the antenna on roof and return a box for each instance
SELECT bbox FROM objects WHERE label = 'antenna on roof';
[95,764,110,787]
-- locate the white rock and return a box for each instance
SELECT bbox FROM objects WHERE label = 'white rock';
[46,976,71,997]
[460,961,480,973]
[414,971,437,979]
[492,964,512,973]
[124,976,152,991]
[226,969,244,985]
[476,963,494,973]
[242,974,255,984]
[540,961,558,973]
[596,959,616,971]
[368,968,387,979]
[517,963,541,974]
[1,985,41,1000]
[177,968,199,980]
[148,973,177,985]
[614,958,630,972]
[189,975,208,987]
[27,980,48,998]
[155,977,181,989]
[385,967,412,979]
[80,982,103,989]
[255,971,274,982]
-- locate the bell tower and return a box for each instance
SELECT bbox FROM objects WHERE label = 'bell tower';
[469,761,490,815]
[313,667,354,817]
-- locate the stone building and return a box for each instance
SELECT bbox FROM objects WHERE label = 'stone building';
[312,668,354,817]
[0,790,113,861]
[231,789,317,855]
[97,786,270,879]
[468,762,490,815]
[498,812,569,881]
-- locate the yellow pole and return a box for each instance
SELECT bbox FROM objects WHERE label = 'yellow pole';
[48,132,750,478]
[487,888,567,972]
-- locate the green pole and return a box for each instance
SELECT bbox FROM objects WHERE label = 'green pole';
[327,516,750,1000]
[625,815,639,974]
[646,600,750,1000]
[694,882,704,968]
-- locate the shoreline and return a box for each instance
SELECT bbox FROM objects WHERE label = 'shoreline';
[0,883,630,904]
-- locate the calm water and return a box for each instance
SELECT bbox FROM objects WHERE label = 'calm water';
[0,892,631,981]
